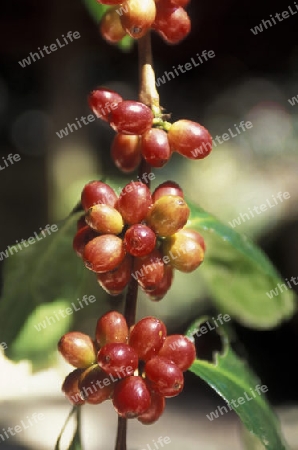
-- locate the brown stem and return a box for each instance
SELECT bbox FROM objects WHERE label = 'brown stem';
[114,31,157,450]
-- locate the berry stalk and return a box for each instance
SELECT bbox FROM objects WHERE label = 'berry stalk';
[115,30,158,450]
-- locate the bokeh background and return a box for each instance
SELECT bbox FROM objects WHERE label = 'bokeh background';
[0,0,298,448]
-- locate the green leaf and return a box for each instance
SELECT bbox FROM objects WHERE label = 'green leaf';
[187,200,296,328]
[0,210,108,368]
[186,320,289,450]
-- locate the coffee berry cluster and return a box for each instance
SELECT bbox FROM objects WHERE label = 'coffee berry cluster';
[73,178,205,299]
[59,311,196,423]
[98,0,191,44]
[89,87,213,171]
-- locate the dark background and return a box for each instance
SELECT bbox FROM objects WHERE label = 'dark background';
[0,0,298,409]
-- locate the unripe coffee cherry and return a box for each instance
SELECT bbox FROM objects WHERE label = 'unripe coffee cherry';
[83,235,126,273]
[79,364,114,404]
[58,332,96,368]
[100,7,127,43]
[162,229,204,272]
[120,0,156,39]
[168,120,212,159]
[62,368,85,405]
[85,204,124,235]
[97,254,133,295]
[113,376,151,418]
[96,311,129,347]
[146,195,190,237]
[181,229,206,252]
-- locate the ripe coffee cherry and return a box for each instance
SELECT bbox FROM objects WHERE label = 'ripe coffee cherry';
[120,0,156,39]
[138,389,165,425]
[134,249,165,290]
[181,229,206,252]
[168,120,212,159]
[100,7,127,43]
[117,182,152,224]
[58,332,96,368]
[152,180,183,203]
[146,264,174,301]
[85,204,124,235]
[145,356,184,397]
[129,316,167,361]
[62,368,85,405]
[79,365,114,404]
[124,224,156,257]
[146,195,190,237]
[153,5,191,44]
[141,128,171,168]
[170,0,190,6]
[88,89,123,122]
[77,215,87,230]
[111,134,141,173]
[97,254,133,295]
[158,335,196,371]
[109,101,153,135]
[162,229,204,272]
[81,180,118,210]
[83,235,125,273]
[96,311,129,347]
[97,343,138,376]
[73,226,98,258]
[97,0,122,4]
[113,376,151,418]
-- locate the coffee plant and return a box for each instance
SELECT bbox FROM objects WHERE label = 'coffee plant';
[0,1,296,449]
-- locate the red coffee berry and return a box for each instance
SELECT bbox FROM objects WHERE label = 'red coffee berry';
[129,316,167,361]
[79,364,114,404]
[88,88,123,122]
[170,0,190,6]
[97,0,122,4]
[62,368,85,405]
[100,7,127,43]
[111,134,141,173]
[96,311,129,347]
[97,343,138,377]
[180,229,206,252]
[124,224,156,257]
[97,254,133,295]
[83,235,126,273]
[85,204,124,235]
[146,264,174,301]
[138,389,165,424]
[162,229,204,272]
[109,101,153,135]
[117,181,152,224]
[77,215,87,230]
[141,128,171,167]
[158,335,196,371]
[58,332,96,368]
[81,180,118,210]
[134,249,165,290]
[145,356,184,397]
[152,180,183,203]
[168,119,212,159]
[153,5,191,44]
[146,195,190,237]
[73,225,98,258]
[120,0,156,39]
[113,376,151,418]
